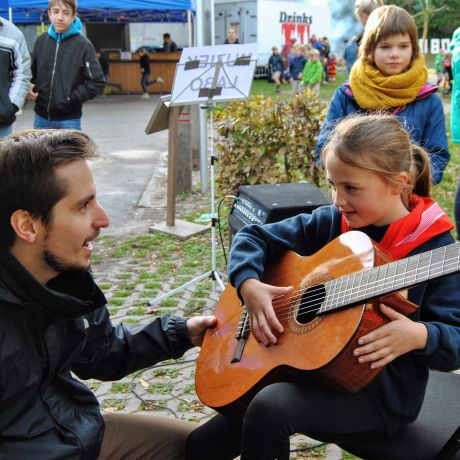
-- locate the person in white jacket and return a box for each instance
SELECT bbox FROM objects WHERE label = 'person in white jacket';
[0,17,31,137]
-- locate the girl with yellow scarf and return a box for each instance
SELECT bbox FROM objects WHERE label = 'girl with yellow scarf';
[316,5,449,185]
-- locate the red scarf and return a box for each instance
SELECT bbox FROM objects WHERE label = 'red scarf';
[341,195,454,260]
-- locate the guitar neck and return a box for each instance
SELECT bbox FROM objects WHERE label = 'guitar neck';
[321,242,460,314]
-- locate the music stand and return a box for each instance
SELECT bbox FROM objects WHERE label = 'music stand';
[147,44,257,306]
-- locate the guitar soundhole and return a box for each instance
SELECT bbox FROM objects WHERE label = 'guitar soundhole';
[296,284,326,324]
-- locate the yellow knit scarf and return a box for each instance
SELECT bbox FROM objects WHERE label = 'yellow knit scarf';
[349,55,428,110]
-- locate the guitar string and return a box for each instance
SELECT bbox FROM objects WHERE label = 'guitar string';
[273,257,458,322]
[268,248,456,311]
[272,258,458,323]
[239,254,459,327]
[234,245,457,329]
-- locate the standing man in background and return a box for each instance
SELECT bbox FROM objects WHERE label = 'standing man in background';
[0,17,31,138]
[162,33,178,52]
[28,0,104,130]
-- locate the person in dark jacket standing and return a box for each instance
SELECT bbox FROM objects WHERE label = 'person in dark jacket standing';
[0,129,216,460]
[0,17,31,137]
[162,33,178,52]
[28,0,104,130]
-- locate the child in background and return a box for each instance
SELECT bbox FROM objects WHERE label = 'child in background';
[442,51,453,94]
[301,48,323,95]
[435,48,445,86]
[288,44,307,94]
[138,47,164,99]
[315,5,449,185]
[268,46,285,93]
[327,53,337,82]
[186,114,460,459]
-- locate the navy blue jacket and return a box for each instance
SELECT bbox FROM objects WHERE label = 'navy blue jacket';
[289,54,306,80]
[315,83,450,184]
[269,54,284,74]
[228,205,460,435]
[0,248,193,459]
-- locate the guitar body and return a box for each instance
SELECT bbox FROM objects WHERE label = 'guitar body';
[196,232,416,412]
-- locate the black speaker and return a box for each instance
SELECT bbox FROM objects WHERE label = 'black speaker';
[228,183,330,238]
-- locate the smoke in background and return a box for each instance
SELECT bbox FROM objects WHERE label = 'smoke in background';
[327,0,362,54]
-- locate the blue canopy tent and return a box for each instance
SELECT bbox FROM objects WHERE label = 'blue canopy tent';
[2,0,194,23]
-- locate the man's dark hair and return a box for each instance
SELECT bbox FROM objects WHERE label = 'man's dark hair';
[0,130,96,248]
[163,33,170,39]
[48,0,77,15]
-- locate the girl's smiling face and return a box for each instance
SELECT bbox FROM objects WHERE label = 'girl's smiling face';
[325,153,409,228]
[373,33,413,76]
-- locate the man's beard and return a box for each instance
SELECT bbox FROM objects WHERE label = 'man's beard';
[43,249,88,274]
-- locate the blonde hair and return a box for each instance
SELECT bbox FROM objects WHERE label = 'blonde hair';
[354,0,381,18]
[360,5,419,65]
[310,48,320,57]
[321,114,431,208]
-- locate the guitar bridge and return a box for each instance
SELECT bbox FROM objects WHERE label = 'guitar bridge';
[231,308,250,363]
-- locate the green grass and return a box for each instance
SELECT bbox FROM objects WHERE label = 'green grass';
[251,71,347,102]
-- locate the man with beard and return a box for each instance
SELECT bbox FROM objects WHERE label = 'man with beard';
[0,129,216,460]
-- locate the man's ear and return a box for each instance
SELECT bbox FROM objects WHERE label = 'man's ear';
[10,210,41,243]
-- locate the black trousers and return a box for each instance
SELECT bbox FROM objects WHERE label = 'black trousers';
[186,380,388,460]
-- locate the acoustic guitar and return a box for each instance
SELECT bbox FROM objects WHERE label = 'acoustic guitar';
[195,231,460,413]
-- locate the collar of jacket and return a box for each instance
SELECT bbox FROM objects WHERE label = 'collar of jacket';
[0,246,106,321]
[48,16,82,43]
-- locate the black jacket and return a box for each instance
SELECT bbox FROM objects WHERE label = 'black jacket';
[0,248,193,459]
[31,28,104,121]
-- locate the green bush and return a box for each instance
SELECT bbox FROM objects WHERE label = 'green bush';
[214,91,326,194]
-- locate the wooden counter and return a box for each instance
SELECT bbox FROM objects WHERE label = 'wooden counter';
[106,52,180,94]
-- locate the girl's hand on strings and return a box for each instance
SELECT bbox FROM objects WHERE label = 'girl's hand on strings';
[240,278,293,346]
[353,304,428,369]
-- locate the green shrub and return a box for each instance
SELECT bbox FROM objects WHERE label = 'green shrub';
[214,92,326,194]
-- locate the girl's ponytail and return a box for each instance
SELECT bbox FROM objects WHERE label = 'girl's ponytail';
[411,144,431,198]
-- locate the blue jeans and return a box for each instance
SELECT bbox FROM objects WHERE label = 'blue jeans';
[34,114,81,130]
[0,124,13,138]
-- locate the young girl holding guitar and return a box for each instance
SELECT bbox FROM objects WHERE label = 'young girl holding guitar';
[186,114,460,459]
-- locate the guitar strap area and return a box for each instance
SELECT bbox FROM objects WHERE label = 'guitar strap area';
[341,195,454,260]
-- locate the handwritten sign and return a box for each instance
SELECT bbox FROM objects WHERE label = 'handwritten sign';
[170,44,257,106]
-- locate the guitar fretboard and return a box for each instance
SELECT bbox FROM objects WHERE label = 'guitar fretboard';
[320,243,460,314]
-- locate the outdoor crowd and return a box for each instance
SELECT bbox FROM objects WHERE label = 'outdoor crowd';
[268,35,336,95]
[1,0,460,459]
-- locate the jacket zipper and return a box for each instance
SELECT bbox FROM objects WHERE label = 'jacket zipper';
[86,61,93,79]
[47,42,60,120]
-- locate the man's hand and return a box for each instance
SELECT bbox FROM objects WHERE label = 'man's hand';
[186,315,216,347]
[28,85,39,102]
